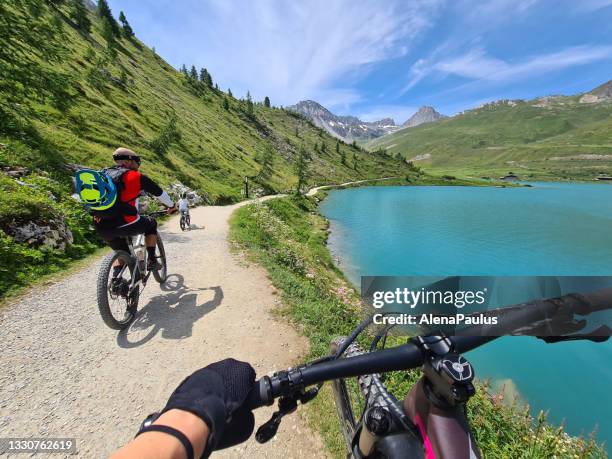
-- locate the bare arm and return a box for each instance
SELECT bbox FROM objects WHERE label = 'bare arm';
[110,410,209,459]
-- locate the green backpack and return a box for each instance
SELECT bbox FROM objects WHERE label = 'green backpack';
[74,167,128,218]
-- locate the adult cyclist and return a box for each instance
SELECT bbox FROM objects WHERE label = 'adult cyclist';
[94,147,177,274]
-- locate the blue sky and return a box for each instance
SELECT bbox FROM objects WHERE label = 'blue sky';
[107,0,612,123]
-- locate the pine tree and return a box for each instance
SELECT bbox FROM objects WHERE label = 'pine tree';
[335,141,340,154]
[200,68,213,88]
[69,0,91,33]
[245,91,254,118]
[149,111,181,155]
[180,64,188,77]
[222,97,230,110]
[295,126,299,138]
[101,16,115,50]
[294,144,309,193]
[97,0,120,36]
[353,153,358,170]
[255,143,275,180]
[227,88,233,98]
[215,83,219,91]
[189,65,198,80]
[340,150,346,165]
[119,11,134,38]
[264,96,271,108]
[321,142,327,153]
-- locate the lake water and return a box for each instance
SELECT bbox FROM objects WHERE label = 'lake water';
[320,183,612,450]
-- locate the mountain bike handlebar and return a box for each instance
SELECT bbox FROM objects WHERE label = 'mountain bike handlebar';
[247,287,612,410]
[246,335,494,410]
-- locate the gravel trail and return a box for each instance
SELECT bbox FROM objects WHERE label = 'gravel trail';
[0,198,327,458]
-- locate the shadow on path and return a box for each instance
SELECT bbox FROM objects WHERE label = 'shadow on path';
[117,274,223,348]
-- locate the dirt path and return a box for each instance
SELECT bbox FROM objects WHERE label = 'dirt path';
[0,197,327,458]
[306,176,397,196]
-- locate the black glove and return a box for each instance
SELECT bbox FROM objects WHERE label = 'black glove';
[162,358,256,457]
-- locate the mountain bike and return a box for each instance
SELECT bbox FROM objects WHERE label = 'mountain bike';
[96,211,168,330]
[247,289,612,457]
[179,210,190,231]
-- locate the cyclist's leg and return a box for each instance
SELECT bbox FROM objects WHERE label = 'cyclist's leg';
[108,238,130,276]
[141,216,158,249]
[96,226,130,276]
[101,217,159,269]
[139,217,160,269]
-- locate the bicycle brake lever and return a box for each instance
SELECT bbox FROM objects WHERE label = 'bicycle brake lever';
[255,397,297,443]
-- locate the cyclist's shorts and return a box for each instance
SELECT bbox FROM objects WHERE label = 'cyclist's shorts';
[95,215,157,252]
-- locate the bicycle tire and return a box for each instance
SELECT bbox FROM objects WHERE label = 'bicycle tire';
[185,214,190,228]
[330,337,361,454]
[180,216,186,231]
[152,235,167,284]
[97,250,138,330]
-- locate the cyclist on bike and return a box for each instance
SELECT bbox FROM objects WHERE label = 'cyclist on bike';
[94,148,177,274]
[178,192,190,221]
[111,358,256,459]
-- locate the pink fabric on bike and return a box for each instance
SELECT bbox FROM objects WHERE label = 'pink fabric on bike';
[414,413,436,459]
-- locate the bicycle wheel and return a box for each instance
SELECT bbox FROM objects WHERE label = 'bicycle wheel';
[185,214,190,228]
[97,250,139,330]
[180,215,186,231]
[152,235,167,283]
[330,337,368,454]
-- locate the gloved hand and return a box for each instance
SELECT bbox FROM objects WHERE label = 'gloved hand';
[162,358,256,457]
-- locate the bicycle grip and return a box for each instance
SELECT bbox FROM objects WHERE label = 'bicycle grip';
[246,376,274,410]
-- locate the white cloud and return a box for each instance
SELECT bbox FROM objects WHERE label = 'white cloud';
[404,45,612,92]
[435,48,509,80]
[574,0,612,11]
[178,0,441,109]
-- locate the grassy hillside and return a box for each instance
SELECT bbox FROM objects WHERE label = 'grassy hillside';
[367,93,612,180]
[0,0,407,298]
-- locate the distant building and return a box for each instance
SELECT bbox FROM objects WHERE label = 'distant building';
[499,172,520,181]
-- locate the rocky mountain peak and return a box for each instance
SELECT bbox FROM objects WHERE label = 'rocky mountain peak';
[287,100,398,142]
[579,80,612,104]
[402,106,446,128]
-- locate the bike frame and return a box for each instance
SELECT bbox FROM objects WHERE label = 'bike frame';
[338,336,479,459]
[110,234,151,299]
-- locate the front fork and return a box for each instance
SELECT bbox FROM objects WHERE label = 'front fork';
[403,335,481,459]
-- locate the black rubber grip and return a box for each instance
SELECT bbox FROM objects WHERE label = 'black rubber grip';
[247,376,273,410]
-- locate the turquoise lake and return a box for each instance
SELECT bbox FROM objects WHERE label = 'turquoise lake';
[320,182,612,450]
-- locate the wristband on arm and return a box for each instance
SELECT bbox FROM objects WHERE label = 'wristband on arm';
[136,424,194,459]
